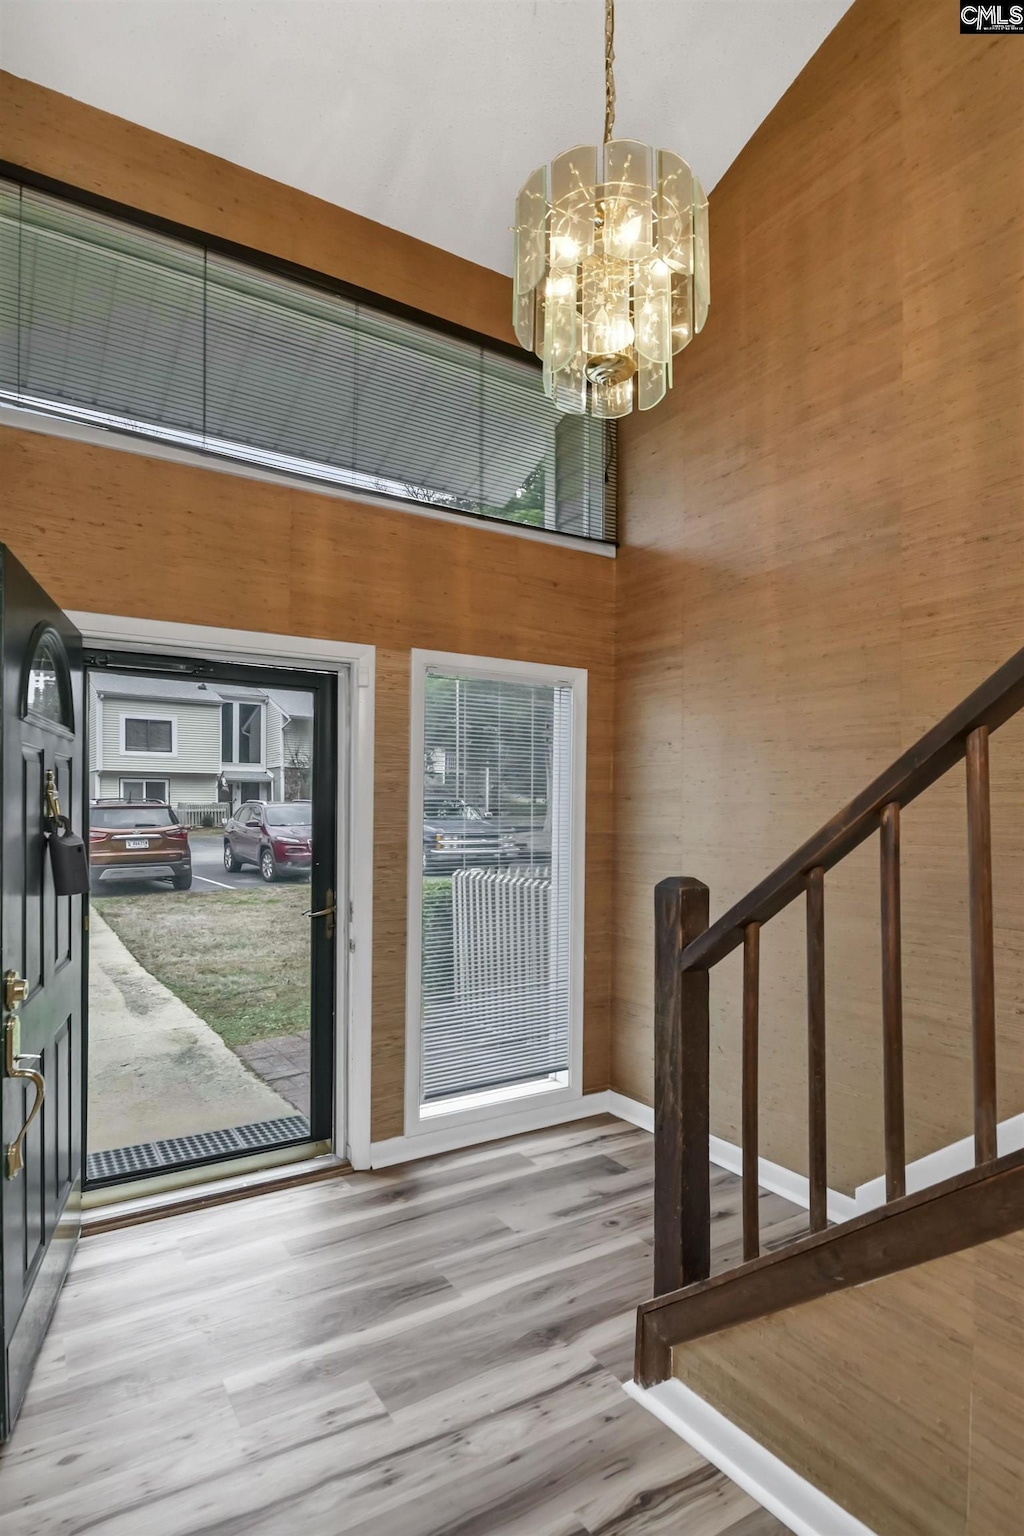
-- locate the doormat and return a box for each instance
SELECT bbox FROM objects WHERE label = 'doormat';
[86,1113,310,1183]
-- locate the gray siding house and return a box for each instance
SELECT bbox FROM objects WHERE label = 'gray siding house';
[88,674,313,816]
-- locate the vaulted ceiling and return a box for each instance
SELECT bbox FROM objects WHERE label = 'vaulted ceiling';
[3,0,854,276]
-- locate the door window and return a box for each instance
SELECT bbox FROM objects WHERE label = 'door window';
[86,663,337,1185]
[23,623,74,728]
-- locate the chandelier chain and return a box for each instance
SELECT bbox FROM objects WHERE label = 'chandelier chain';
[603,0,616,143]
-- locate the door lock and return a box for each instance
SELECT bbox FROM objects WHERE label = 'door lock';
[4,970,28,1011]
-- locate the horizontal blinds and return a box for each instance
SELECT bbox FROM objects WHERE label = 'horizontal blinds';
[419,669,574,1103]
[1,182,205,433]
[0,180,615,542]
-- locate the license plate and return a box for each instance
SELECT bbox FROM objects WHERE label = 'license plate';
[125,839,150,850]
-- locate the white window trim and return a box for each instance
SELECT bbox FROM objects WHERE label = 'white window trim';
[220,698,267,771]
[404,648,587,1140]
[119,710,177,757]
[72,609,376,1171]
[119,776,170,801]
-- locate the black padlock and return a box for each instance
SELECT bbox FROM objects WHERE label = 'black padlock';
[45,815,91,896]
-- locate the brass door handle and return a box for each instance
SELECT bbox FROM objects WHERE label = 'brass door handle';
[4,1016,45,1180]
[303,889,335,940]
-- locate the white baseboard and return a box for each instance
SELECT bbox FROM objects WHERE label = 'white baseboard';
[371,1085,859,1229]
[607,1091,858,1224]
[606,1089,654,1132]
[624,1378,878,1536]
[604,1093,1024,1227]
[855,1108,1024,1213]
[369,1091,614,1168]
[708,1134,858,1225]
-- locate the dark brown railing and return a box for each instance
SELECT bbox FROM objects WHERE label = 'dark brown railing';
[637,644,1024,1385]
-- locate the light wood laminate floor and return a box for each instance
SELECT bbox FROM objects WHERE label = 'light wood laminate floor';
[0,1115,804,1535]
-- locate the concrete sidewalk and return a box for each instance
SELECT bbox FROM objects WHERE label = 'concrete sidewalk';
[88,911,295,1151]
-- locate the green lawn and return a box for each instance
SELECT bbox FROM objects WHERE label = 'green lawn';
[93,885,311,1051]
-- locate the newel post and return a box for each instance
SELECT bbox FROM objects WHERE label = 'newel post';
[653,877,711,1296]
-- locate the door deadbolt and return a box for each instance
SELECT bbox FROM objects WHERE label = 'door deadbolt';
[4,971,28,1011]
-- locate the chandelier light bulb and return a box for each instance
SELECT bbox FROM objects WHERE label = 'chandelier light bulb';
[512,0,710,417]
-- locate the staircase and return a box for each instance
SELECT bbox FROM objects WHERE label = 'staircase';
[635,645,1024,1387]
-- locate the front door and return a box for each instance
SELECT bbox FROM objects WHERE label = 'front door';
[0,546,84,1441]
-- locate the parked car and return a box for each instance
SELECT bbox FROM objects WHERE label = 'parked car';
[422,799,522,873]
[223,800,312,881]
[89,800,192,890]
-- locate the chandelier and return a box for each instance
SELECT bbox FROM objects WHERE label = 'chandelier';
[512,0,709,418]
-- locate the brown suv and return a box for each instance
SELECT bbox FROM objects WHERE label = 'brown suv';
[89,801,193,890]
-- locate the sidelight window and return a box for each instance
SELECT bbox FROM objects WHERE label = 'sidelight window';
[407,652,586,1127]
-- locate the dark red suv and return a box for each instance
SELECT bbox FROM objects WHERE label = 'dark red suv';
[223,800,312,882]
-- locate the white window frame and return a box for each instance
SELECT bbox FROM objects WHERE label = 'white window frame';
[221,698,267,769]
[119,710,177,757]
[73,610,376,1172]
[404,649,587,1139]
[119,776,170,802]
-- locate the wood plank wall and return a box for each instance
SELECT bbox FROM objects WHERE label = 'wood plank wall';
[0,74,615,1142]
[613,0,1024,1194]
[673,1227,1024,1536]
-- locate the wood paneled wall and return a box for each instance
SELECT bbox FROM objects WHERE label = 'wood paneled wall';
[674,1227,1024,1536]
[0,72,515,348]
[0,74,615,1141]
[613,0,1024,1193]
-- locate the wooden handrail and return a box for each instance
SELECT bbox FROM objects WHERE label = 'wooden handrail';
[678,643,1024,975]
[636,1145,1024,1387]
[641,643,1024,1386]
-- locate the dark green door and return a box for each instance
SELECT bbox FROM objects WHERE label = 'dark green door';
[0,546,84,1441]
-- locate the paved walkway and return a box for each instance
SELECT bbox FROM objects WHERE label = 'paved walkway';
[237,1036,310,1116]
[88,912,295,1152]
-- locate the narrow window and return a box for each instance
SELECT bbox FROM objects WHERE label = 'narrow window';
[221,701,234,762]
[239,702,262,764]
[411,658,583,1120]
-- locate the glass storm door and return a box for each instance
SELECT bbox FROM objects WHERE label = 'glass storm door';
[82,650,338,1187]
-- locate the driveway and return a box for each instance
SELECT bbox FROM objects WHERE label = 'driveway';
[91,831,312,896]
[190,833,312,892]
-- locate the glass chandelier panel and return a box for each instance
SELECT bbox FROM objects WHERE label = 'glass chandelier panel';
[512,1,710,418]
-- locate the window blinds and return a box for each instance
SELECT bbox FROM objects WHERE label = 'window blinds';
[0,180,615,542]
[419,669,574,1103]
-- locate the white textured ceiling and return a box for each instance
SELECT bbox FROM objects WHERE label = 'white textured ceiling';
[2,0,853,276]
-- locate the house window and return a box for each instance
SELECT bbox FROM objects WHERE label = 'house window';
[122,716,175,754]
[221,701,263,764]
[119,777,170,803]
[239,703,261,763]
[0,178,614,544]
[408,653,585,1126]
